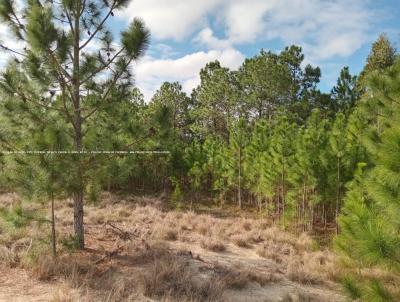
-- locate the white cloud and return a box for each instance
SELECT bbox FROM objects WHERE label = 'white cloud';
[223,0,276,44]
[261,0,374,60]
[118,0,378,98]
[118,0,223,41]
[134,48,245,101]
[122,0,375,60]
[195,28,231,50]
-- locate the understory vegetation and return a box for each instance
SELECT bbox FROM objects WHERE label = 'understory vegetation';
[0,0,399,301]
[0,193,344,301]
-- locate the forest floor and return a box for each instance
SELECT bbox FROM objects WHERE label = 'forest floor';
[0,193,346,301]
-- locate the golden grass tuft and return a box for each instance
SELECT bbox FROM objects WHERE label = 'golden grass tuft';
[200,238,226,252]
[136,252,224,302]
[151,225,178,241]
[216,265,280,289]
[286,253,330,285]
[0,246,19,267]
[231,235,251,248]
[32,255,93,288]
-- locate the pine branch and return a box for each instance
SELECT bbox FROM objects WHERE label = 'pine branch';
[82,56,134,121]
[79,1,116,51]
[80,48,125,85]
[0,44,27,58]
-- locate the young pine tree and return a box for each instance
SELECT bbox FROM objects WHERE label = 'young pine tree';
[244,120,272,211]
[269,115,296,226]
[226,118,249,208]
[337,59,400,302]
[0,0,150,249]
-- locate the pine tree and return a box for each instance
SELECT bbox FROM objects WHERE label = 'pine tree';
[331,66,359,113]
[244,120,273,211]
[150,82,192,139]
[337,59,400,301]
[328,113,348,234]
[268,114,296,226]
[358,34,397,92]
[191,61,239,141]
[288,110,328,231]
[0,0,150,248]
[226,118,249,208]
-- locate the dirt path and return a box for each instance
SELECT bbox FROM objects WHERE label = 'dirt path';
[0,241,345,302]
[0,265,78,302]
[172,242,345,302]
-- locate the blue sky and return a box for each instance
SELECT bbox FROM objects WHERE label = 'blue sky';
[113,0,399,100]
[1,0,397,100]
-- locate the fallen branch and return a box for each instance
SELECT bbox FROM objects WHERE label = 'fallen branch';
[106,222,137,240]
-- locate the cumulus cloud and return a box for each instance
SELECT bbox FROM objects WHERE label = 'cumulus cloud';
[134,48,245,100]
[118,0,223,41]
[119,0,377,98]
[195,28,231,50]
[121,0,375,59]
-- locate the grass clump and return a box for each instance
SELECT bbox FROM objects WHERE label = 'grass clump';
[201,238,226,252]
[232,235,251,248]
[137,253,224,302]
[216,265,278,289]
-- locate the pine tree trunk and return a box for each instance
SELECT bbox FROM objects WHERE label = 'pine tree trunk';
[238,147,242,209]
[107,176,111,192]
[310,205,314,232]
[302,181,306,232]
[281,161,285,227]
[336,157,341,235]
[73,191,84,249]
[51,192,57,258]
[72,3,85,249]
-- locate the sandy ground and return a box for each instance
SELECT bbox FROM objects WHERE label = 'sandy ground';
[0,265,76,302]
[0,194,346,301]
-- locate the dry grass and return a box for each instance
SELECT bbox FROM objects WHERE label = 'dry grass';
[215,264,280,289]
[0,246,19,267]
[121,244,227,300]
[136,252,224,302]
[50,291,77,302]
[0,193,343,301]
[200,238,226,252]
[32,255,93,288]
[281,291,319,302]
[286,251,335,285]
[231,234,251,248]
[151,225,178,241]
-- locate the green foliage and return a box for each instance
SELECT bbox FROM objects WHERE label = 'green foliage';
[0,0,151,248]
[61,235,81,252]
[341,276,362,300]
[170,176,183,203]
[331,66,359,113]
[0,206,35,228]
[337,59,400,301]
[358,34,397,91]
[121,18,151,58]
